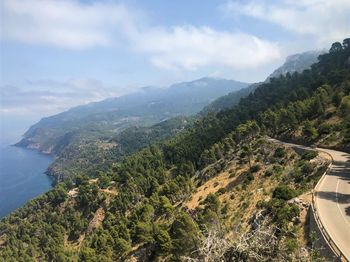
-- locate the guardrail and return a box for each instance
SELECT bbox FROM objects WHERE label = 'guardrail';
[267,137,349,261]
[311,150,349,262]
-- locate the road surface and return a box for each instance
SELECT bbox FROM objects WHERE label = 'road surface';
[270,139,350,260]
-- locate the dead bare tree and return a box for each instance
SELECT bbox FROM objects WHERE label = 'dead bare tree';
[181,217,320,262]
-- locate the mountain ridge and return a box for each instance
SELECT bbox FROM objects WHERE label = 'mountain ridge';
[17,77,249,154]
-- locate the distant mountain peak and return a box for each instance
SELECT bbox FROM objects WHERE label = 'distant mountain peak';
[267,50,325,81]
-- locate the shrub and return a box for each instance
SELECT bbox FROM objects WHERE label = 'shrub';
[264,169,273,177]
[303,121,318,140]
[272,185,297,201]
[319,123,332,134]
[300,162,314,174]
[250,164,261,173]
[274,147,286,158]
[246,172,254,182]
[217,188,227,195]
[301,151,318,161]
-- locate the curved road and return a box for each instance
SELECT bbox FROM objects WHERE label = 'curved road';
[270,139,350,260]
[314,147,350,261]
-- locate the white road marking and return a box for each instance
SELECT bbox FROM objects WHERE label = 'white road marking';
[335,179,350,228]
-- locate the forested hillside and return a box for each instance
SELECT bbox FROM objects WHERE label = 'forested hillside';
[16,78,248,182]
[17,78,248,155]
[0,39,349,261]
[47,116,193,182]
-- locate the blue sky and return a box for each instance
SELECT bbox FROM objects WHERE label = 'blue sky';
[0,0,349,123]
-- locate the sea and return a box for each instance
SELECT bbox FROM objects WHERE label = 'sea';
[0,117,53,219]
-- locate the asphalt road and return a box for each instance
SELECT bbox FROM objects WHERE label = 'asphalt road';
[270,138,350,260]
[314,147,350,261]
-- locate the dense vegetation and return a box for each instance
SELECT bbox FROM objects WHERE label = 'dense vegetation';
[0,39,349,261]
[47,116,193,182]
[16,78,248,182]
[201,83,259,114]
[16,78,248,155]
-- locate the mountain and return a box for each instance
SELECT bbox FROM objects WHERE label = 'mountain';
[16,77,248,182]
[16,77,249,155]
[267,50,323,80]
[1,39,349,261]
[201,83,261,114]
[202,51,324,115]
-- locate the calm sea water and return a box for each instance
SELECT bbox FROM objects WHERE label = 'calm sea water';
[0,145,53,218]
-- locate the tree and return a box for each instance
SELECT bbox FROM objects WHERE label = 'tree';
[98,173,111,189]
[159,196,174,215]
[47,184,67,205]
[171,212,201,256]
[154,227,172,254]
[114,238,131,257]
[303,121,318,140]
[329,42,343,53]
[242,144,253,169]
[204,193,220,213]
[343,38,350,49]
[339,96,350,117]
[272,185,297,201]
[135,221,153,243]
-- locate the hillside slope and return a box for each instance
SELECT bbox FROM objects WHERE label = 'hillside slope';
[1,39,349,261]
[16,78,248,155]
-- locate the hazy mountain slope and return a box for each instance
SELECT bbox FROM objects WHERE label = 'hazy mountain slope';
[202,51,323,115]
[201,83,261,114]
[16,77,249,154]
[267,50,323,80]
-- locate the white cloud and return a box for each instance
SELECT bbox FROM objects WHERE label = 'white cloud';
[134,26,281,71]
[0,79,120,116]
[0,0,282,72]
[223,0,350,46]
[0,0,135,49]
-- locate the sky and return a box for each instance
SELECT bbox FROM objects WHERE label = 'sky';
[0,0,350,129]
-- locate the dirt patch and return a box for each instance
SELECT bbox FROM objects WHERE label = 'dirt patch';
[87,207,105,234]
[89,178,98,184]
[96,141,118,151]
[100,188,118,195]
[186,167,237,210]
[68,188,78,197]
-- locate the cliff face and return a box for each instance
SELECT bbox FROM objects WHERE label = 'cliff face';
[267,50,323,80]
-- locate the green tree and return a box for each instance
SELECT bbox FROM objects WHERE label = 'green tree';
[204,193,220,213]
[114,238,131,257]
[303,121,318,140]
[170,212,201,256]
[159,196,174,215]
[154,227,172,254]
[339,96,350,116]
[272,185,297,200]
